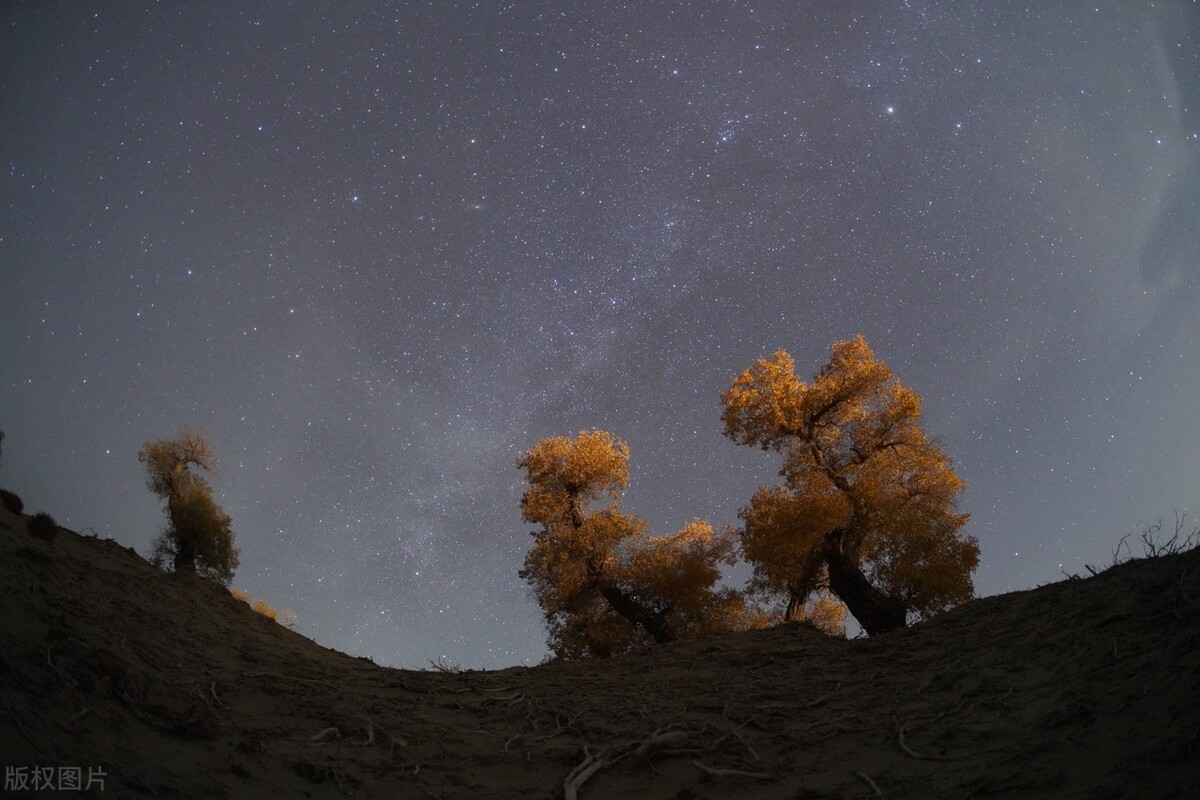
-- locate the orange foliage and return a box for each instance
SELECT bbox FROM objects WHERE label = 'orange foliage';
[723,335,979,633]
[518,430,629,528]
[230,588,295,628]
[140,430,238,584]
[518,431,761,659]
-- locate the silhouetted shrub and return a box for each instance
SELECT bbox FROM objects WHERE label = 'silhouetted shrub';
[28,512,57,542]
[1,489,24,514]
[1071,511,1200,578]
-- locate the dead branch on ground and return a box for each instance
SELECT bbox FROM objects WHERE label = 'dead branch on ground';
[692,761,772,780]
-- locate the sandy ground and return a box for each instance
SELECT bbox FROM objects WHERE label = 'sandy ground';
[1,505,1197,799]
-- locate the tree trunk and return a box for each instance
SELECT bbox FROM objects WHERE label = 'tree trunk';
[823,534,906,635]
[783,555,828,623]
[784,588,805,622]
[570,497,676,645]
[596,583,676,644]
[173,534,197,575]
[167,494,197,575]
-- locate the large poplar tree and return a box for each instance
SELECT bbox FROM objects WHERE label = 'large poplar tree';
[722,335,979,635]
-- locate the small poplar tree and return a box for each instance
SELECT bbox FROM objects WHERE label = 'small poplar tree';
[518,430,760,658]
[140,430,239,584]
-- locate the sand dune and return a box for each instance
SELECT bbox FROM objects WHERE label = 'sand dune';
[1,506,1196,798]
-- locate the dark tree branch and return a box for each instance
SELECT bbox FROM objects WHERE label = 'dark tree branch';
[595,583,676,644]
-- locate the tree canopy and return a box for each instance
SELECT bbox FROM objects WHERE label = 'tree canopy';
[140,430,239,584]
[517,431,761,659]
[517,337,978,654]
[722,334,979,634]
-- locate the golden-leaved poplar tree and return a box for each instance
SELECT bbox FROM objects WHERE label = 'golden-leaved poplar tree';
[722,335,979,635]
[518,430,760,659]
[140,430,239,584]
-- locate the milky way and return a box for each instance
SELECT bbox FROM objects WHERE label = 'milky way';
[2,3,1197,667]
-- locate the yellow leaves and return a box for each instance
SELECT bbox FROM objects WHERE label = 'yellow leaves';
[522,430,630,494]
[544,596,653,659]
[726,334,978,629]
[721,350,806,448]
[138,429,216,498]
[518,431,764,658]
[517,430,630,526]
[521,507,645,606]
[518,493,557,528]
[885,382,923,425]
[820,334,890,386]
[141,430,237,583]
[794,589,848,638]
[721,335,907,464]
[618,520,736,611]
[523,329,978,649]
[739,484,849,590]
[251,600,297,628]
[862,522,979,618]
[724,335,963,513]
[231,588,296,628]
[803,334,892,429]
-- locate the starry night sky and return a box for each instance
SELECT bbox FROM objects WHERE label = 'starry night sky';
[2,3,1197,668]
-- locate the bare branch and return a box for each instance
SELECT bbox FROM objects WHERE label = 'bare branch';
[691,761,772,780]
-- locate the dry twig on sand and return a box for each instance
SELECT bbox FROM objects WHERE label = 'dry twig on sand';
[563,727,699,798]
[348,719,374,747]
[717,705,762,761]
[192,680,221,709]
[855,770,883,796]
[691,761,772,780]
[310,726,341,744]
[563,747,611,800]
[562,723,765,797]
[372,720,409,754]
[806,681,842,708]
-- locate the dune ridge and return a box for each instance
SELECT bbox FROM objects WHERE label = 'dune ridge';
[1,506,1197,798]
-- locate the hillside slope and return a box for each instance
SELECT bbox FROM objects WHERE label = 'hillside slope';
[1,506,1197,799]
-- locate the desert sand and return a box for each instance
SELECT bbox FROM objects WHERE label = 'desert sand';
[1,505,1197,798]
